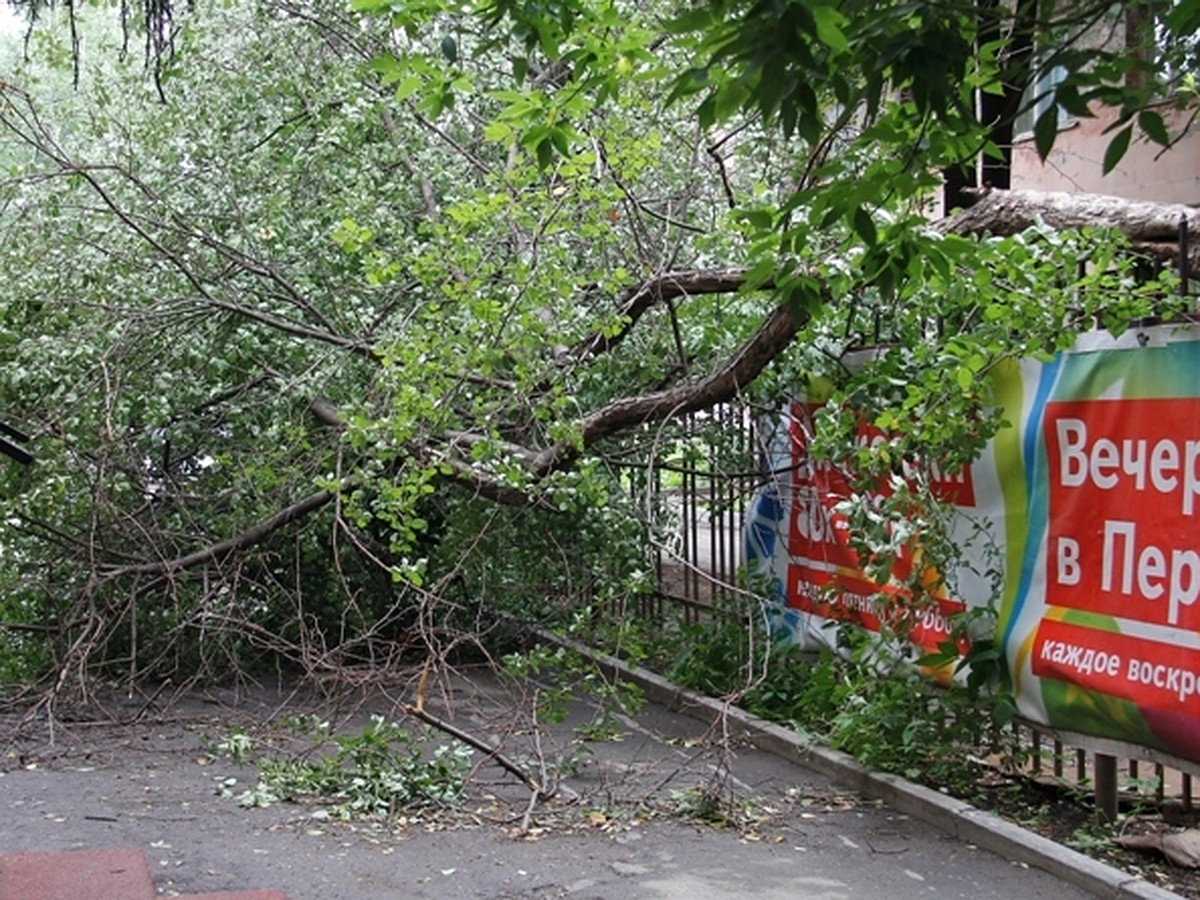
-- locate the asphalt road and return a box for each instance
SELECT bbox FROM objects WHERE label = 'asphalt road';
[0,671,1107,900]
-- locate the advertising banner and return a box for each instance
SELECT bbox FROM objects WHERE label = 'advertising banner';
[745,324,1200,763]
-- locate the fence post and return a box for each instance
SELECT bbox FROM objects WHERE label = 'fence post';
[1094,753,1118,822]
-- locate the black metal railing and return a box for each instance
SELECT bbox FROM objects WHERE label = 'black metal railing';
[0,419,32,465]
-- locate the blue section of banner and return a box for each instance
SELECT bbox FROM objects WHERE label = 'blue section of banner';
[1003,356,1061,651]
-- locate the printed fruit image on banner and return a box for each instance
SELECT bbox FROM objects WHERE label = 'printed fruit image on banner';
[1007,327,1200,763]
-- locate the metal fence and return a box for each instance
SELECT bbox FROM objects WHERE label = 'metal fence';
[1011,720,1199,821]
[647,411,1200,818]
[640,221,1199,820]
[651,406,757,621]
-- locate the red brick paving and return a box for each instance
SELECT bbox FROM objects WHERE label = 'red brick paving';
[0,847,286,900]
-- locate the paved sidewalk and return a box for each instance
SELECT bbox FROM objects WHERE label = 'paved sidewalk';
[0,665,1176,900]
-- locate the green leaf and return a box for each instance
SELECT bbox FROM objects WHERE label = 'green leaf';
[1102,124,1133,175]
[665,6,715,34]
[1033,105,1058,161]
[549,126,571,158]
[535,137,554,169]
[852,206,877,246]
[1167,0,1200,33]
[811,5,849,53]
[394,75,424,102]
[783,280,820,323]
[736,208,775,231]
[1053,83,1092,120]
[520,123,550,150]
[1138,110,1170,147]
[713,82,750,121]
[511,56,528,83]
[368,54,401,78]
[483,120,513,142]
[742,257,778,290]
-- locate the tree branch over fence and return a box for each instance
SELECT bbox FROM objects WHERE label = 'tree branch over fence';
[938,189,1200,271]
[537,299,803,475]
[570,268,770,361]
[68,187,1197,590]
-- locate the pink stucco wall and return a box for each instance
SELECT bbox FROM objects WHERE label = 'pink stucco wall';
[1011,104,1200,205]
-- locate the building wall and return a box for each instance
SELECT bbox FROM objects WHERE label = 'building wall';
[1011,104,1200,206]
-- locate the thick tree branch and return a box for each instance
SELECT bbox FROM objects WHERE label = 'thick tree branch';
[430,455,555,510]
[96,489,335,581]
[570,268,768,361]
[536,299,805,476]
[936,188,1200,271]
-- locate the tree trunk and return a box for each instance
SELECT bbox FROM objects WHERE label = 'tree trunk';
[936,188,1200,273]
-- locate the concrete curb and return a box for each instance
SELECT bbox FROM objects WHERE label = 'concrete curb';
[546,633,1182,900]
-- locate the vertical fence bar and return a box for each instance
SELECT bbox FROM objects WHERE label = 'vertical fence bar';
[679,416,694,620]
[709,407,720,605]
[1094,754,1118,822]
[683,416,690,610]
[682,413,691,611]
[739,404,749,589]
[720,408,730,605]
[653,439,665,624]
[721,410,728,601]
[688,413,701,611]
[725,405,735,597]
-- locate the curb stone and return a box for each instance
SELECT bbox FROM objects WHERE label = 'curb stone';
[544,632,1183,900]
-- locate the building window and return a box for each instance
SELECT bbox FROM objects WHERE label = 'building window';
[1013,62,1072,140]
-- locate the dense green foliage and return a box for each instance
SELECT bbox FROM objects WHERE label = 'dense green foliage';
[0,0,775,688]
[662,610,1012,787]
[214,715,475,817]
[0,0,1195,697]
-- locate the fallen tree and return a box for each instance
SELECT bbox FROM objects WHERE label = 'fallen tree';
[938,188,1200,270]
[0,0,1192,704]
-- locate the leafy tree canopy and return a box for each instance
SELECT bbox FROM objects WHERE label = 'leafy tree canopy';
[0,0,1195,696]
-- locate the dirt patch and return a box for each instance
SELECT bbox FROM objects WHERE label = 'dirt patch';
[962,769,1200,897]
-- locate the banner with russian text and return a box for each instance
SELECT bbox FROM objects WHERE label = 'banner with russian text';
[745,324,1200,763]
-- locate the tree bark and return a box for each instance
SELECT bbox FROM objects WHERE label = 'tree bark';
[570,268,771,361]
[936,188,1200,272]
[535,300,803,475]
[94,188,1198,583]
